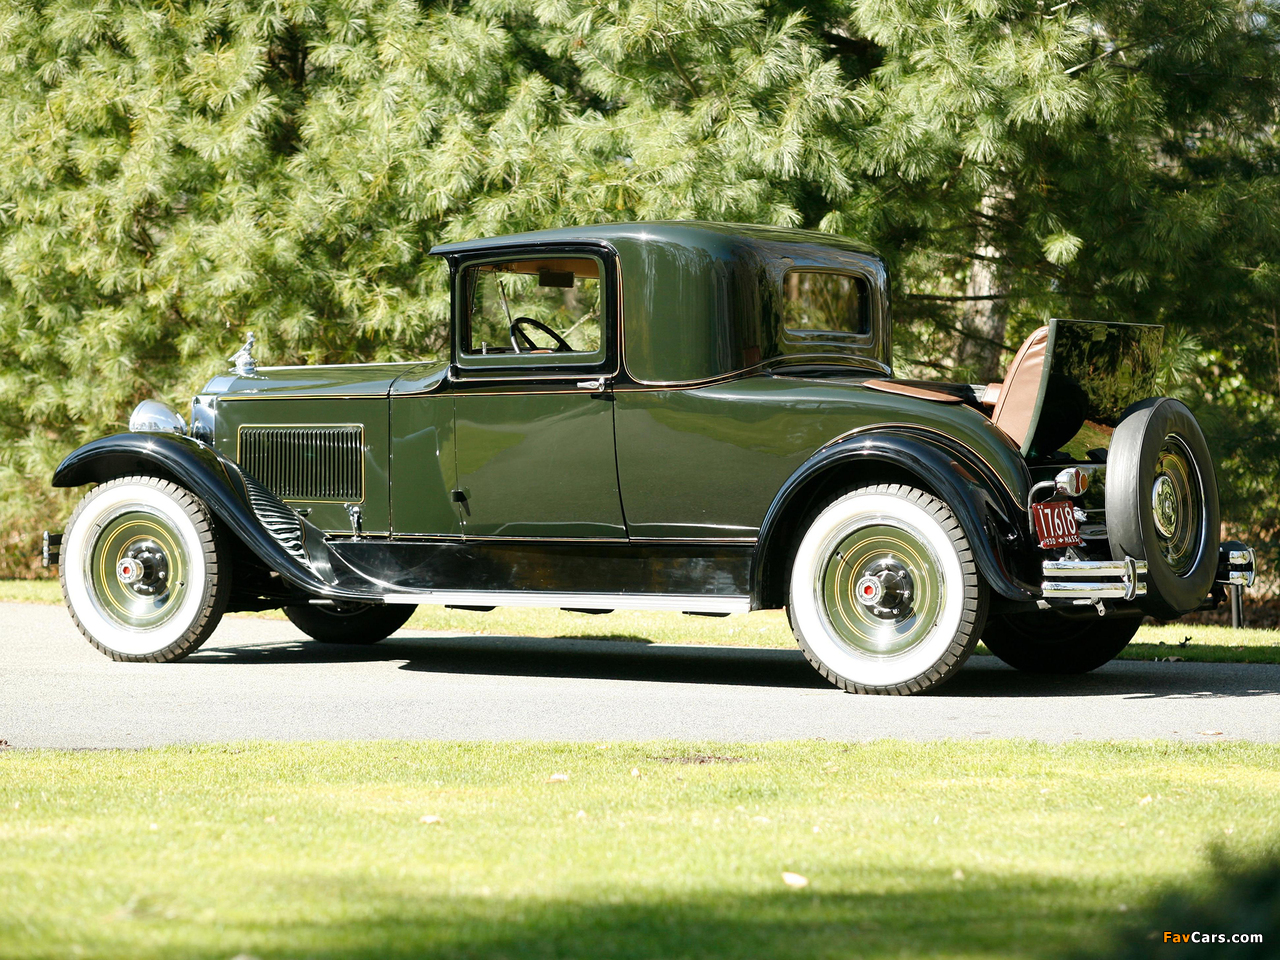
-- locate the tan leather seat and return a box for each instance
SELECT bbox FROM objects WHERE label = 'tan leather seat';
[990,326,1050,450]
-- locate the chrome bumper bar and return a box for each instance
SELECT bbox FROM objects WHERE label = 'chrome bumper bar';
[42,531,61,568]
[1217,544,1256,587]
[1041,557,1147,602]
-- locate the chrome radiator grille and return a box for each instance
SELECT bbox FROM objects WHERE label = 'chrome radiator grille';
[238,425,364,502]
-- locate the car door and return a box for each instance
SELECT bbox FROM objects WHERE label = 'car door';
[451,248,625,539]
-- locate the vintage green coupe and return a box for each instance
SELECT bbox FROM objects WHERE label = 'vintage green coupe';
[47,222,1255,694]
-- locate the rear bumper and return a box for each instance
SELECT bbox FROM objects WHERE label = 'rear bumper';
[1042,557,1146,602]
[1217,543,1256,587]
[1040,542,1256,607]
[42,531,62,568]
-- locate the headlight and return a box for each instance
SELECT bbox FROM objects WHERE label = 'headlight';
[190,395,217,443]
[129,400,187,435]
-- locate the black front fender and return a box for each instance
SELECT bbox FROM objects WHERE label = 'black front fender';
[53,433,378,602]
[752,428,1038,605]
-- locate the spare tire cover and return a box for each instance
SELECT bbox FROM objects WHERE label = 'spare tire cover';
[1106,398,1220,619]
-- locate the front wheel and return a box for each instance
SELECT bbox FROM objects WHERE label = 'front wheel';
[981,610,1142,674]
[284,603,415,644]
[61,476,229,662]
[789,484,988,695]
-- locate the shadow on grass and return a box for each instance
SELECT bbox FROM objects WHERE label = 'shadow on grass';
[187,633,1280,698]
[43,873,1134,960]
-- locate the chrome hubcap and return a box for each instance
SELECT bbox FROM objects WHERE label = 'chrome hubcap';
[1151,475,1179,538]
[89,513,187,630]
[818,518,943,658]
[115,540,170,597]
[1151,435,1203,577]
[116,557,143,585]
[854,559,915,620]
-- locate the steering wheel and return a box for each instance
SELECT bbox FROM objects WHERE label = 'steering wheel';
[510,317,573,353]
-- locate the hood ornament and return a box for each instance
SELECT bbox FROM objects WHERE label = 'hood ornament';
[229,332,256,376]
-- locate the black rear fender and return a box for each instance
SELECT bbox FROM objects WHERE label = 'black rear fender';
[752,429,1038,608]
[53,433,375,602]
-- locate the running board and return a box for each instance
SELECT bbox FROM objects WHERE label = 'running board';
[380,590,752,615]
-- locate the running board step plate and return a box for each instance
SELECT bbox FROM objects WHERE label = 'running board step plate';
[380,591,752,615]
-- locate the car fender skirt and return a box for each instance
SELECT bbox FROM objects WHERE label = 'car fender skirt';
[753,430,1037,606]
[52,433,379,602]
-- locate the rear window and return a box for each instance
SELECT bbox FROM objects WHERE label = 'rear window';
[782,271,871,337]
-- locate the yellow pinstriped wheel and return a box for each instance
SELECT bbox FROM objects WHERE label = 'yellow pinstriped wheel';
[789,484,987,695]
[60,476,228,662]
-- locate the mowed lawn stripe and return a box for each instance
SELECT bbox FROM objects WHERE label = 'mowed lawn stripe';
[1,740,1277,960]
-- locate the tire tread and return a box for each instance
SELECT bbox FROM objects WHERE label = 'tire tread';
[790,483,988,696]
[60,475,228,663]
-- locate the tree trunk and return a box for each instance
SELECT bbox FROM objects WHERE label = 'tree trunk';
[954,195,1008,382]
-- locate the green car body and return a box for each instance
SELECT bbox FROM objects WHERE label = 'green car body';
[51,221,1250,692]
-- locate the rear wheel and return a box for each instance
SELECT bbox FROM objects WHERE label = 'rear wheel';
[981,610,1142,674]
[61,476,228,662]
[284,603,415,644]
[788,484,988,695]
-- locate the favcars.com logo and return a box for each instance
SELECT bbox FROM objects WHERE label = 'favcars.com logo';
[1164,932,1264,944]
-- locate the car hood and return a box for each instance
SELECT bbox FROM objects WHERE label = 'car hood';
[201,360,447,401]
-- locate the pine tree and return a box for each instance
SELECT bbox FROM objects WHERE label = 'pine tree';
[2,0,1279,576]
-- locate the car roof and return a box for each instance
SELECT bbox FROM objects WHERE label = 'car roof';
[428,220,881,259]
[432,221,889,383]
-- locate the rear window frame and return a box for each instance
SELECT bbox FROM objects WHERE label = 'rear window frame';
[778,268,875,347]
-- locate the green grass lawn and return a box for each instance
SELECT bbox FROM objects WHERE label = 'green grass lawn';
[5,579,1278,663]
[2,740,1277,960]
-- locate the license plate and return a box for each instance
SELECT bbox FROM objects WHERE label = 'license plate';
[1032,500,1083,549]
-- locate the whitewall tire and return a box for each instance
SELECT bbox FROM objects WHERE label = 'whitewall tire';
[789,484,987,695]
[60,476,229,662]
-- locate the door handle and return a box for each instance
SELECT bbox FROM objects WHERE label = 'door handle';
[577,378,605,391]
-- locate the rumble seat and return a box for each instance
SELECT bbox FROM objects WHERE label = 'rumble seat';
[863,325,1053,451]
[990,325,1049,449]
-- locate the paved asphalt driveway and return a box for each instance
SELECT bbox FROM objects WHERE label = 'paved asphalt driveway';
[2,602,1278,748]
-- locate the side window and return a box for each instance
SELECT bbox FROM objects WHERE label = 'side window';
[782,271,871,337]
[462,257,604,361]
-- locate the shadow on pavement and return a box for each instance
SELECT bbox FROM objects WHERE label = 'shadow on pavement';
[188,632,1280,698]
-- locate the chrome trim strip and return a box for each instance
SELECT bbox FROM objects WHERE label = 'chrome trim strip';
[1042,581,1148,599]
[219,394,392,402]
[381,590,752,614]
[323,533,759,544]
[256,361,424,372]
[1043,559,1149,577]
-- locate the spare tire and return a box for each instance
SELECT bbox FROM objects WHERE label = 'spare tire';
[1106,398,1219,619]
